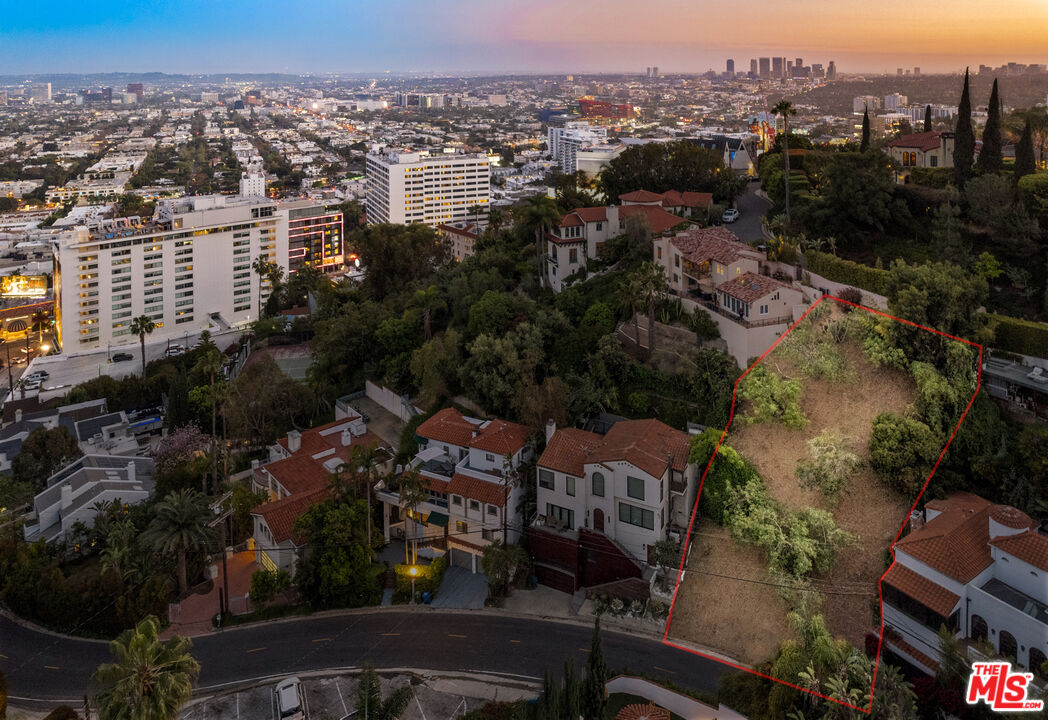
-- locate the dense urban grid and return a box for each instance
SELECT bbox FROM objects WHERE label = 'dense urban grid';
[0,51,1047,720]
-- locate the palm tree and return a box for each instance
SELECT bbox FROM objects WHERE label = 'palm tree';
[345,441,390,555]
[251,254,273,316]
[635,262,667,354]
[518,195,561,285]
[356,663,412,720]
[193,348,225,493]
[129,315,156,376]
[396,468,429,564]
[30,309,49,346]
[772,100,797,221]
[411,285,446,341]
[92,615,200,720]
[141,489,213,596]
[617,273,645,348]
[487,207,506,236]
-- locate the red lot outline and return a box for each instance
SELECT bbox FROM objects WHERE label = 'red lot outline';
[662,294,983,714]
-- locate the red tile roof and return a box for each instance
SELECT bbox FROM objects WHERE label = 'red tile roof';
[618,205,692,235]
[619,190,665,203]
[417,408,531,455]
[417,407,477,447]
[437,222,480,239]
[539,419,689,480]
[267,426,390,496]
[884,562,961,617]
[573,207,610,223]
[252,487,330,545]
[990,505,1035,530]
[887,131,944,152]
[469,418,533,456]
[620,189,714,210]
[990,530,1048,571]
[896,494,994,583]
[449,473,509,507]
[717,272,791,304]
[668,226,755,266]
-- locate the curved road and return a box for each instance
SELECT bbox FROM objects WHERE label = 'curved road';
[1,609,731,705]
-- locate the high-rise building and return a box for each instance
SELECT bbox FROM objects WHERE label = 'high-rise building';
[853,95,881,113]
[29,83,51,104]
[395,91,446,108]
[897,68,904,76]
[239,171,266,197]
[795,58,803,70]
[548,121,610,173]
[827,61,837,80]
[365,149,489,226]
[126,83,144,102]
[646,67,651,78]
[54,195,342,351]
[652,66,659,78]
[787,60,794,77]
[750,59,759,76]
[884,93,908,112]
[811,63,825,79]
[759,57,771,79]
[772,57,784,79]
[914,67,921,77]
[726,59,735,76]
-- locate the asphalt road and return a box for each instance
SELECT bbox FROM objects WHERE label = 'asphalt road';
[1,609,733,705]
[728,181,772,243]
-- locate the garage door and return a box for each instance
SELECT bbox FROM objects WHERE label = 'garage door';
[450,548,474,570]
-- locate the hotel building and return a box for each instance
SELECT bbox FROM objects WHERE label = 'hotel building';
[365,149,489,226]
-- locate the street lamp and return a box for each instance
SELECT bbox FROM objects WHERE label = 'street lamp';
[40,343,50,355]
[409,565,418,605]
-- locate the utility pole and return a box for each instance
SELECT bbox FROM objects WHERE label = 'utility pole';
[209,491,234,618]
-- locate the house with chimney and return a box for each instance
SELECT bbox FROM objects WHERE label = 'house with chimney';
[882,492,1048,677]
[373,407,533,574]
[530,417,699,592]
[250,410,391,576]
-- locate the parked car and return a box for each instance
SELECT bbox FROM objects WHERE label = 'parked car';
[722,208,740,223]
[112,352,134,362]
[24,370,49,381]
[164,345,185,357]
[274,677,305,720]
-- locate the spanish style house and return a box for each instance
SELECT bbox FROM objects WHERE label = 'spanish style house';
[885,131,955,182]
[250,412,391,576]
[374,407,533,574]
[530,418,698,592]
[882,492,1048,676]
[437,220,484,262]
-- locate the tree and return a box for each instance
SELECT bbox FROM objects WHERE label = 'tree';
[976,78,1003,174]
[931,186,967,258]
[141,489,213,596]
[860,105,870,152]
[249,569,290,608]
[924,104,933,133]
[869,413,942,494]
[581,616,608,720]
[597,141,726,202]
[192,348,225,493]
[352,223,449,300]
[634,262,667,353]
[411,285,446,341]
[341,441,390,555]
[293,498,382,608]
[165,371,191,430]
[12,426,83,492]
[129,315,156,376]
[953,68,975,187]
[772,100,798,219]
[224,355,312,448]
[516,194,561,283]
[396,468,430,565]
[410,330,463,409]
[92,615,200,720]
[480,540,530,598]
[617,273,645,348]
[251,254,275,316]
[355,663,412,720]
[1014,116,1037,183]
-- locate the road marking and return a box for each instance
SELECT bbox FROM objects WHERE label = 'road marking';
[578,648,590,653]
[0,653,7,659]
[653,666,677,675]
[312,637,331,643]
[448,633,468,638]
[44,665,60,670]
[509,640,521,644]
[380,632,400,636]
[246,647,265,653]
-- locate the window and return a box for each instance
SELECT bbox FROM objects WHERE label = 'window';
[539,469,554,490]
[595,222,602,231]
[674,254,680,267]
[627,476,645,501]
[482,528,496,541]
[485,453,494,462]
[592,472,605,497]
[451,495,462,506]
[569,248,578,264]
[929,156,938,167]
[456,520,468,533]
[469,499,480,512]
[487,504,498,516]
[759,304,769,315]
[657,247,662,259]
[566,476,576,497]
[618,502,655,530]
[546,503,574,529]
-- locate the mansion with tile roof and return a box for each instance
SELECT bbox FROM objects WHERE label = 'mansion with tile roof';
[530,417,699,590]
[374,407,533,574]
[250,410,391,576]
[885,131,955,182]
[882,493,1048,677]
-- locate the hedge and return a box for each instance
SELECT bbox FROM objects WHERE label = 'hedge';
[806,250,890,295]
[988,314,1048,357]
[394,556,447,599]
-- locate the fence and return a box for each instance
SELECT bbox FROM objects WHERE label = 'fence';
[365,379,423,423]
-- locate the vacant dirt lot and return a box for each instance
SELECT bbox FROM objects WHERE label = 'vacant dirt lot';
[668,302,968,666]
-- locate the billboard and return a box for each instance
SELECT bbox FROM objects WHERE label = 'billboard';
[1,275,47,298]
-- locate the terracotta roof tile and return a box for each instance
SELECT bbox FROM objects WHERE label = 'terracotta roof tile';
[448,473,508,507]
[884,562,960,617]
[618,205,692,235]
[619,190,665,203]
[539,419,689,480]
[266,426,389,496]
[669,226,756,266]
[887,131,945,152]
[717,272,791,304]
[416,407,477,447]
[418,408,532,456]
[251,487,330,545]
[990,530,1048,571]
[573,207,610,223]
[990,505,1035,530]
[538,427,603,477]
[470,419,532,456]
[897,494,994,583]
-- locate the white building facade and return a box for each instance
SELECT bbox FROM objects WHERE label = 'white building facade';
[365,150,489,226]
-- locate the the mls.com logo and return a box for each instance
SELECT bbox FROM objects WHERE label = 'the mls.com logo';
[966,661,1045,712]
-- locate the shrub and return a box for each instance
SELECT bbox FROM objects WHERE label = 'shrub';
[394,556,447,599]
[836,286,862,309]
[43,708,80,720]
[987,313,1048,357]
[869,413,941,494]
[738,366,807,428]
[806,251,890,295]
[795,431,863,501]
[249,569,291,608]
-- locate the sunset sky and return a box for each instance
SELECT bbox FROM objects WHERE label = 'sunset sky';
[2,0,1046,75]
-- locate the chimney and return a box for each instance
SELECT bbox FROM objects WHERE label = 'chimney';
[15,409,22,422]
[545,419,557,443]
[127,460,136,485]
[341,428,352,446]
[287,429,301,453]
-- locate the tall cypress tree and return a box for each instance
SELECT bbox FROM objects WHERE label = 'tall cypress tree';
[562,661,581,720]
[860,106,870,152]
[1015,116,1037,182]
[924,105,933,132]
[953,68,975,186]
[581,617,608,720]
[976,78,1003,173]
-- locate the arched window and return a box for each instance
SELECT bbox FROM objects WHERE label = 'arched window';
[970,614,988,643]
[1028,648,1046,677]
[592,472,605,498]
[999,631,1018,663]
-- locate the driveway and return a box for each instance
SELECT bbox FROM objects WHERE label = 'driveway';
[430,567,488,609]
[727,181,772,243]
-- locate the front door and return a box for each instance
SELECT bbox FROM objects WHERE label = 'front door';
[593,509,604,532]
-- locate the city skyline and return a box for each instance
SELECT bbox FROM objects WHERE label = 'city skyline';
[2,0,1046,75]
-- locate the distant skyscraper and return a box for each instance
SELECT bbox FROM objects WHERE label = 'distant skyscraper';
[652,66,658,78]
[646,66,651,78]
[812,63,825,79]
[795,58,803,70]
[750,59,759,76]
[126,83,144,102]
[787,60,794,76]
[827,61,837,81]
[914,67,921,77]
[759,57,771,79]
[29,82,51,104]
[726,59,735,76]
[897,67,904,76]
[772,57,784,79]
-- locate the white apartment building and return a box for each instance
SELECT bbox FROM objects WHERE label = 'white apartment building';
[365,149,489,226]
[884,93,909,112]
[547,122,609,174]
[54,194,341,351]
[239,170,267,197]
[882,493,1048,676]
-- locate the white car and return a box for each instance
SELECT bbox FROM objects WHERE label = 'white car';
[163,345,185,357]
[722,208,740,223]
[274,677,305,720]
